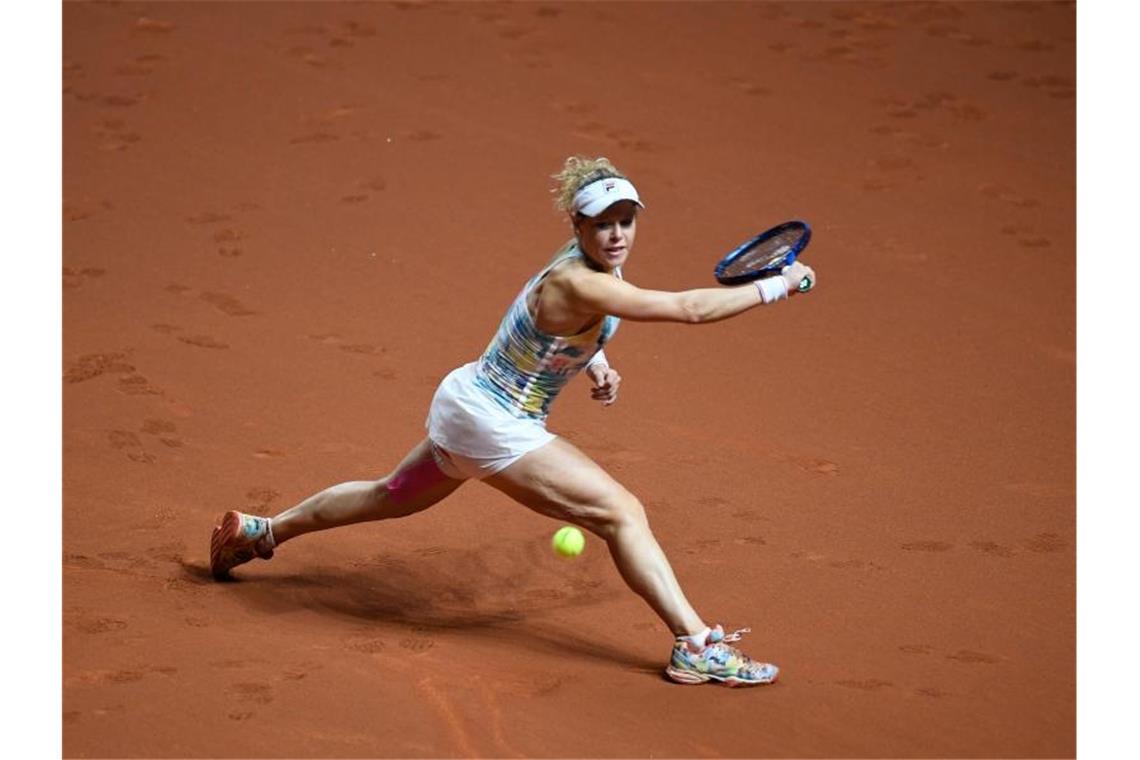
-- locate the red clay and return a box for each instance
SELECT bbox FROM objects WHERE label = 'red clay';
[64,2,1075,757]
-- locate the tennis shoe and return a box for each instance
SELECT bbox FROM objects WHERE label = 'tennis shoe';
[665,625,779,686]
[210,510,275,579]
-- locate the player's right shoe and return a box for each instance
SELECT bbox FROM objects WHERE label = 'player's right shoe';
[210,510,275,579]
[665,625,779,687]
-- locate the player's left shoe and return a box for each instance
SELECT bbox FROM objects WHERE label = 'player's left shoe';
[210,510,275,579]
[665,625,779,686]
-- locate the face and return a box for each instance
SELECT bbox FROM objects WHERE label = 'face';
[574,200,638,272]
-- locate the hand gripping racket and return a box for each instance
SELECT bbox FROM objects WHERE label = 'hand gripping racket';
[713,220,814,292]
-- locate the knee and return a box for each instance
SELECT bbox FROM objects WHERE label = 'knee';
[379,474,405,505]
[364,478,393,509]
[593,492,649,537]
[344,477,405,517]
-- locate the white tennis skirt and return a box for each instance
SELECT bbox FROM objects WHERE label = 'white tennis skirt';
[425,362,556,479]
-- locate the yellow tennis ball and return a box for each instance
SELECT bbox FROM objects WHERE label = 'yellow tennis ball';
[552,526,585,557]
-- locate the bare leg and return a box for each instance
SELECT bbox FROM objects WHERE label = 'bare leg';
[270,438,465,545]
[484,438,705,637]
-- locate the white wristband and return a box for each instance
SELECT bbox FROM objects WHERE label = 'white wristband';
[586,349,608,370]
[755,277,789,304]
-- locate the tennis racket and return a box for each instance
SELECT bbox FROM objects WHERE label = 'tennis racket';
[713,220,814,292]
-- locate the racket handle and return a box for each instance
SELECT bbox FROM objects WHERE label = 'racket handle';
[780,264,814,293]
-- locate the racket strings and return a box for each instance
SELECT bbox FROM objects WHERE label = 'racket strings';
[723,231,802,277]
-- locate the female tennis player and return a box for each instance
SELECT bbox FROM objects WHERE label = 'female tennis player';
[210,156,815,687]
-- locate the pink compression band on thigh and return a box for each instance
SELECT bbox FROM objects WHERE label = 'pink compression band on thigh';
[384,452,453,502]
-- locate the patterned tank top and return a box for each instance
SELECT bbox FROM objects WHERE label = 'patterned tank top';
[474,242,621,420]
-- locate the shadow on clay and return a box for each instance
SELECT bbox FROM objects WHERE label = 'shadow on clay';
[178,552,656,673]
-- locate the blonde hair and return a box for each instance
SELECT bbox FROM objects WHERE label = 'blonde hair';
[551,156,628,214]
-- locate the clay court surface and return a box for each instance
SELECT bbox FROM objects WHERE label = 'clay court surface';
[62,1,1075,757]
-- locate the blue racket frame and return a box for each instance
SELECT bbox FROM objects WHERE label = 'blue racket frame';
[713,220,812,286]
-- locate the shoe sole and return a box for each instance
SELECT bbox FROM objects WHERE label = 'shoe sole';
[665,665,779,687]
[210,510,243,579]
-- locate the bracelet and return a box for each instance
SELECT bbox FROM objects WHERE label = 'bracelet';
[755,276,789,304]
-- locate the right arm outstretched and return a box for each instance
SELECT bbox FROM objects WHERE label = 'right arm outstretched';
[566,261,815,324]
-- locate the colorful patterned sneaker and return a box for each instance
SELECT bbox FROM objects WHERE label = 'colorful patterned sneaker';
[665,625,779,686]
[210,511,275,579]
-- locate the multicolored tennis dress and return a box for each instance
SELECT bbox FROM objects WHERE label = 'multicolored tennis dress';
[426,242,620,478]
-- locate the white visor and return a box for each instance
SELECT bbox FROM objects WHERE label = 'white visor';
[572,177,645,217]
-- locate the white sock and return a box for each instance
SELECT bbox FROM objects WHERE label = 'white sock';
[262,518,277,548]
[679,627,711,649]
